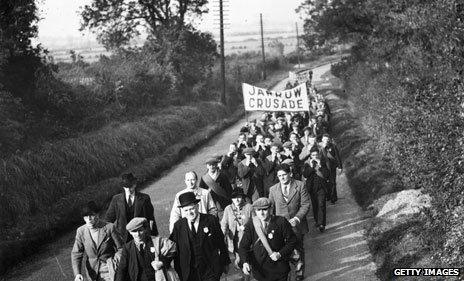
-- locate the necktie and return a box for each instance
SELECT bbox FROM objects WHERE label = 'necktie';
[191,221,196,235]
[128,196,133,207]
[139,243,144,254]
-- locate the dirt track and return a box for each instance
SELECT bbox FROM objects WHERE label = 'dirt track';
[2,63,378,281]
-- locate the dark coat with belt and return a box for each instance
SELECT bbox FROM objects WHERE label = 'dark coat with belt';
[169,214,231,281]
[238,216,297,281]
[105,192,158,241]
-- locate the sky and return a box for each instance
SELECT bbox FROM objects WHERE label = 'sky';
[36,0,305,49]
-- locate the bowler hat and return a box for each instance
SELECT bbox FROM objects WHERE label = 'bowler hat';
[178,192,200,208]
[231,188,246,198]
[121,172,138,187]
[253,197,272,209]
[126,217,148,232]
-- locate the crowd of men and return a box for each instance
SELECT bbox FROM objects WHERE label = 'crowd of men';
[71,81,343,281]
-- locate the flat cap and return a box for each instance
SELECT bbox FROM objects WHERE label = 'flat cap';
[283,141,293,148]
[243,148,255,155]
[303,126,312,132]
[282,158,294,166]
[205,157,219,165]
[126,217,148,232]
[253,197,272,209]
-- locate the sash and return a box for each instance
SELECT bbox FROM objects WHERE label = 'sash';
[252,217,273,256]
[202,173,230,200]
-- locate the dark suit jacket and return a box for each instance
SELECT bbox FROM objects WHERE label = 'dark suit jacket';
[106,192,158,241]
[302,159,330,192]
[320,143,342,171]
[169,214,231,281]
[238,216,297,281]
[115,238,172,281]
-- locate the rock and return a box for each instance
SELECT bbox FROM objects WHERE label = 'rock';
[374,189,431,220]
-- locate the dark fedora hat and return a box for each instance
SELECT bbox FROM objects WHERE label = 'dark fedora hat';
[231,188,246,198]
[81,201,101,217]
[121,172,138,187]
[178,192,200,208]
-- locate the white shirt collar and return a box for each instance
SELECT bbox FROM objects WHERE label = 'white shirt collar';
[188,214,200,231]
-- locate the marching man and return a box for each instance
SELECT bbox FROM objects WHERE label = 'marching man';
[238,197,297,281]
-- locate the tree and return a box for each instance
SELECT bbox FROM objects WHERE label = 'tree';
[0,0,43,105]
[268,39,285,57]
[80,0,209,50]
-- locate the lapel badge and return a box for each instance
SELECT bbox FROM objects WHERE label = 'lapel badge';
[268,232,273,239]
[203,227,209,234]
[150,247,156,253]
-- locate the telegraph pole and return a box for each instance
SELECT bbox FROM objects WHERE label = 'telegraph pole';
[296,22,301,69]
[260,13,266,80]
[219,0,226,105]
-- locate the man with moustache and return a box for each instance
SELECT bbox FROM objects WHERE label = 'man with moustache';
[170,192,231,281]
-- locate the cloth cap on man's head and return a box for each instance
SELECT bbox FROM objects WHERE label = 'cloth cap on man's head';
[283,141,293,149]
[310,146,320,154]
[253,197,272,210]
[121,172,138,187]
[243,148,255,155]
[178,192,200,208]
[205,157,219,165]
[126,217,148,232]
[282,158,294,166]
[303,126,312,132]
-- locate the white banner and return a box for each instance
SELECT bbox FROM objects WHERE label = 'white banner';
[242,83,310,112]
[289,69,311,83]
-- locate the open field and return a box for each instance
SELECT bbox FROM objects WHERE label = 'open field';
[49,35,298,63]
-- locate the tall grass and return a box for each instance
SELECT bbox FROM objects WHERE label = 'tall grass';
[0,102,226,231]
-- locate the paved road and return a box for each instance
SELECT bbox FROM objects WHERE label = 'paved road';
[2,63,378,281]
